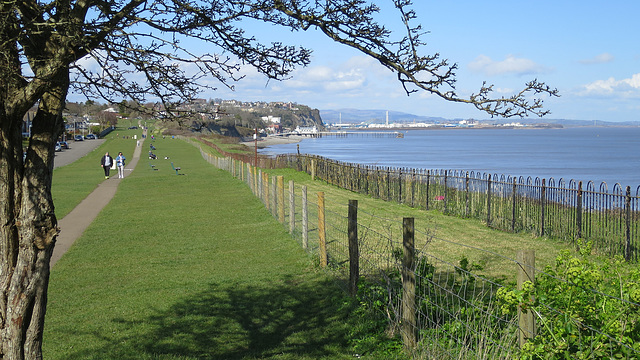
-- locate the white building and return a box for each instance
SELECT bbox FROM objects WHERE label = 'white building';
[294,126,318,135]
[262,115,281,124]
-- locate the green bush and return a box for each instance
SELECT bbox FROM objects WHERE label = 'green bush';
[498,240,640,359]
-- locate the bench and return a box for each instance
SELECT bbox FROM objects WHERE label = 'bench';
[171,162,181,175]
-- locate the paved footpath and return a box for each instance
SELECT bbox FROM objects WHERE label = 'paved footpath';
[50,138,145,267]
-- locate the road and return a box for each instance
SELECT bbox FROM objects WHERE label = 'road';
[53,138,105,169]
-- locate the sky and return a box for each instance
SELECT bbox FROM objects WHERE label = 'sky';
[70,1,640,123]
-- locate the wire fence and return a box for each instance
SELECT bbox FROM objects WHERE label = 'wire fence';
[196,144,640,359]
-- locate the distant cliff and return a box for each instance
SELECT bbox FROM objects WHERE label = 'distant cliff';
[278,105,324,130]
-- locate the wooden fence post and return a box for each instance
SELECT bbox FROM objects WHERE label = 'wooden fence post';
[278,176,285,224]
[256,169,261,199]
[263,172,270,210]
[259,170,265,204]
[402,217,417,350]
[302,186,308,250]
[289,180,295,234]
[271,176,277,216]
[311,158,316,180]
[517,249,536,347]
[318,192,327,267]
[348,200,359,296]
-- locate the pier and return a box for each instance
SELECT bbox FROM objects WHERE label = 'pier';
[272,131,403,139]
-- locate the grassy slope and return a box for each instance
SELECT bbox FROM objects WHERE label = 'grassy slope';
[44,136,372,360]
[253,165,574,283]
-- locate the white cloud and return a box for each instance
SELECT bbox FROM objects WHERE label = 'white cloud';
[579,53,614,65]
[468,55,548,76]
[582,73,640,96]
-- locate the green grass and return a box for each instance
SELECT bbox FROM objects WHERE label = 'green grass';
[52,127,139,218]
[253,166,574,283]
[45,136,394,359]
[46,133,621,359]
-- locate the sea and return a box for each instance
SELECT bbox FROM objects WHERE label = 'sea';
[259,127,640,189]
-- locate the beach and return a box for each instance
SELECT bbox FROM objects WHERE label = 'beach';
[241,135,304,149]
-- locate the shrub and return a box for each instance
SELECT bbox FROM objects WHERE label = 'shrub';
[498,240,640,359]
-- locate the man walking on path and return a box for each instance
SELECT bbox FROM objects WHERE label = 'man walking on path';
[100,151,114,179]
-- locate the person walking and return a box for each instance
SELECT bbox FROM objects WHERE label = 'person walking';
[116,152,126,179]
[100,151,114,179]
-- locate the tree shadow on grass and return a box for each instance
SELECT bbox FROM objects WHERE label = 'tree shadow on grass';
[69,277,367,359]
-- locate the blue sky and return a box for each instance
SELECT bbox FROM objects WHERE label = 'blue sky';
[72,1,640,122]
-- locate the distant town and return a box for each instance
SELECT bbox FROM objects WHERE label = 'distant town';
[21,98,637,140]
[326,114,563,130]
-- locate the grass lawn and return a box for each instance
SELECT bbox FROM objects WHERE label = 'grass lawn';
[52,128,139,218]
[249,165,575,284]
[44,132,598,359]
[44,136,383,360]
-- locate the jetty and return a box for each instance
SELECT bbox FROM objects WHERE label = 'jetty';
[271,131,403,139]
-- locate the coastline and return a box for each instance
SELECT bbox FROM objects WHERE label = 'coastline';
[240,135,304,149]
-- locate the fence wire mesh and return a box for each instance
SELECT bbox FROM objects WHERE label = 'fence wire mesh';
[199,145,640,359]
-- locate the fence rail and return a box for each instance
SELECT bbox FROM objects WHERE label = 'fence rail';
[196,145,640,359]
[273,154,640,262]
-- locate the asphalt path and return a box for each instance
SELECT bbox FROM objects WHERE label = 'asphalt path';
[51,137,145,267]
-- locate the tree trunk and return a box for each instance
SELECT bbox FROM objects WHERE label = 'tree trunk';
[0,75,68,359]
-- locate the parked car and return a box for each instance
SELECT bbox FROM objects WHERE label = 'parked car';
[74,135,83,141]
[55,142,62,152]
[59,141,69,149]
[85,134,97,140]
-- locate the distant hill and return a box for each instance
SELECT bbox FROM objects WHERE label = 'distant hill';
[320,109,449,124]
[319,108,640,127]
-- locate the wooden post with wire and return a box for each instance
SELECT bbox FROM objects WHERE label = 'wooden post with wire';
[517,249,536,347]
[318,192,327,267]
[277,176,285,224]
[402,217,417,350]
[289,180,295,234]
[348,200,359,296]
[302,186,308,250]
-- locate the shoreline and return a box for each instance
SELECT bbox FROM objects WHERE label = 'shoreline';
[240,135,304,149]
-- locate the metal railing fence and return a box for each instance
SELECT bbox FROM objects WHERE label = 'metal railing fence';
[274,154,640,262]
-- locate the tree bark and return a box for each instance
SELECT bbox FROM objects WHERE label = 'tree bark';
[0,74,67,359]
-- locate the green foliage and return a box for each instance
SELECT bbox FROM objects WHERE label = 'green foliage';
[498,240,640,359]
[352,278,406,359]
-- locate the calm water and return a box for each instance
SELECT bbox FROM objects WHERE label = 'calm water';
[260,127,640,189]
